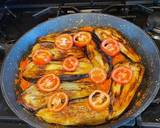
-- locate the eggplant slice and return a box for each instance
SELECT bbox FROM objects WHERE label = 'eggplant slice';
[36,62,144,125]
[31,43,85,61]
[110,62,144,119]
[36,99,110,125]
[18,82,97,111]
[94,27,141,62]
[23,58,93,79]
[86,41,110,72]
[16,26,145,126]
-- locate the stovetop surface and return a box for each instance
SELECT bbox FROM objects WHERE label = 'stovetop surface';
[0,2,160,128]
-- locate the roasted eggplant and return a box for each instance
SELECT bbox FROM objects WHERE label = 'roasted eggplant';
[23,58,93,79]
[31,43,85,60]
[94,27,141,62]
[16,26,144,126]
[86,41,110,72]
[18,82,97,111]
[36,99,110,125]
[110,62,144,118]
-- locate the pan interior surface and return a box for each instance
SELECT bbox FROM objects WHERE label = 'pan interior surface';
[1,13,160,128]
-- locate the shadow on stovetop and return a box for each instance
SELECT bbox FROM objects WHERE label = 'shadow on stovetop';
[0,88,18,119]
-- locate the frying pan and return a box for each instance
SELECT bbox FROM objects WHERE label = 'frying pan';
[1,13,160,128]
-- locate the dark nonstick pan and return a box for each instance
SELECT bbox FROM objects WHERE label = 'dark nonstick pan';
[1,13,160,128]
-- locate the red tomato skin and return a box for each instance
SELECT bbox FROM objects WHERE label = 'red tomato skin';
[47,92,69,112]
[55,34,73,50]
[111,67,132,84]
[32,49,52,65]
[73,31,92,47]
[63,56,79,72]
[37,74,60,92]
[101,38,120,56]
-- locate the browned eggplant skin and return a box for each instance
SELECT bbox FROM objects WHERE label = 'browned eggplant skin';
[23,74,89,84]
[31,43,85,61]
[36,99,110,125]
[110,62,145,119]
[22,58,93,79]
[36,62,144,125]
[17,86,50,111]
[94,27,141,62]
[18,82,97,111]
[16,26,145,126]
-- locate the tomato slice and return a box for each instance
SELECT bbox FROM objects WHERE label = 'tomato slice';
[32,49,52,65]
[63,56,79,72]
[47,92,69,112]
[55,34,73,50]
[73,31,92,47]
[111,66,132,84]
[101,38,120,56]
[37,74,60,92]
[89,68,106,84]
[89,90,110,111]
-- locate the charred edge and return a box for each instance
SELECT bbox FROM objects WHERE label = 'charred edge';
[23,77,38,84]
[109,103,113,113]
[17,95,37,112]
[23,74,89,83]
[15,84,23,97]
[107,68,113,79]
[70,96,88,103]
[91,32,101,50]
[91,31,114,77]
[60,74,89,82]
[84,47,91,60]
[101,52,113,78]
[120,51,132,62]
[39,42,55,49]
[103,55,113,78]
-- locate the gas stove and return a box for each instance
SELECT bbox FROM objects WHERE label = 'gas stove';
[0,1,160,128]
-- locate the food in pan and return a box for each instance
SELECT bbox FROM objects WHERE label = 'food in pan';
[15,26,144,126]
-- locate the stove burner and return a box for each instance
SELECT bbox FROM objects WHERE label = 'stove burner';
[145,11,160,40]
[147,11,160,31]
